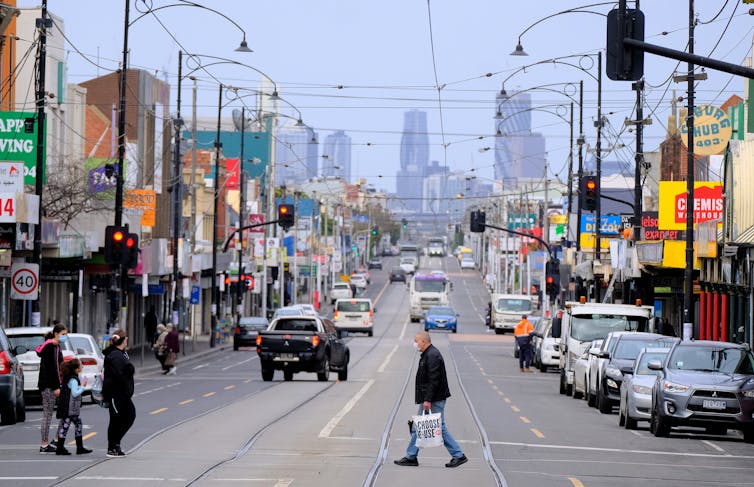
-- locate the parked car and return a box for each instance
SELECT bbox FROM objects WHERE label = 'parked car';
[4,327,75,402]
[649,340,754,441]
[333,298,375,336]
[423,306,458,333]
[367,258,383,270]
[0,326,25,425]
[272,306,305,321]
[330,282,353,304]
[618,347,670,430]
[350,274,368,290]
[67,333,104,400]
[356,267,371,284]
[587,331,631,408]
[389,267,407,283]
[460,257,475,270]
[573,340,603,400]
[535,320,561,372]
[234,316,270,350]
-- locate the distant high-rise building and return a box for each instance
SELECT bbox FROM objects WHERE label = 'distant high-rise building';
[322,130,352,181]
[494,91,546,186]
[423,171,466,215]
[275,121,318,186]
[397,110,429,212]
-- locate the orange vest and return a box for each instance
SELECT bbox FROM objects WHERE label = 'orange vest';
[514,319,534,337]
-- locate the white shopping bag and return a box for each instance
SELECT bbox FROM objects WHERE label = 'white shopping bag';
[413,410,443,448]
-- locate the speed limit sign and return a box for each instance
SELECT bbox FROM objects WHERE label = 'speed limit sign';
[10,263,39,300]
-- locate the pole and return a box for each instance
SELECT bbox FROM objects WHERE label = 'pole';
[32,0,49,326]
[544,160,549,246]
[683,0,696,339]
[594,52,603,303]
[190,76,197,339]
[235,108,246,323]
[116,0,131,329]
[210,83,223,348]
[172,50,182,330]
[576,80,584,252]
[566,101,574,245]
[634,78,644,239]
[261,164,268,319]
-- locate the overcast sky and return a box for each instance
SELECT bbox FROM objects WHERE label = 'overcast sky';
[19,1,754,193]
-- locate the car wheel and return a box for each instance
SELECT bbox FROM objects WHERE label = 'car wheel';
[650,407,670,437]
[624,414,637,430]
[368,330,373,337]
[424,327,429,332]
[338,365,348,381]
[261,367,274,382]
[452,328,457,334]
[233,342,239,351]
[559,370,567,395]
[565,382,573,397]
[283,370,294,382]
[0,399,17,426]
[539,361,547,373]
[514,349,519,358]
[494,329,504,335]
[587,388,596,407]
[573,385,583,399]
[744,427,754,444]
[317,356,330,382]
[597,388,612,414]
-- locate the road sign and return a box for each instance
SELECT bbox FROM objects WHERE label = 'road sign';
[190,285,200,305]
[248,213,265,233]
[10,262,38,300]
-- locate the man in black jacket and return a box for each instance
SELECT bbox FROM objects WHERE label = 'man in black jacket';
[394,331,468,468]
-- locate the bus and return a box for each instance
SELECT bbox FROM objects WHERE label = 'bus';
[409,273,451,322]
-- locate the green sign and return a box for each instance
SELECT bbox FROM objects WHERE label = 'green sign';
[0,111,45,185]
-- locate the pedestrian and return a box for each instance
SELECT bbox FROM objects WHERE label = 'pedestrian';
[153,324,168,373]
[102,329,135,458]
[485,302,492,328]
[55,358,92,455]
[514,314,535,372]
[394,331,468,468]
[36,322,67,453]
[164,323,179,375]
[144,306,158,345]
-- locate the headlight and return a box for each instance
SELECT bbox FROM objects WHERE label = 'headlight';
[632,384,652,395]
[743,390,754,398]
[606,378,618,389]
[662,381,689,393]
[606,366,622,379]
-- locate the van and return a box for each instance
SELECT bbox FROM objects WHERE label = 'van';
[490,294,534,334]
[333,298,375,336]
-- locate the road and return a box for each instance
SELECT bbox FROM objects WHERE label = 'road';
[2,255,754,486]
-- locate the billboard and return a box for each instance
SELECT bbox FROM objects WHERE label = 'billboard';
[658,181,723,231]
[0,111,45,185]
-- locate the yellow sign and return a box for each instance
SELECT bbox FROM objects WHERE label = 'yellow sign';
[657,181,723,231]
[579,233,612,250]
[550,215,568,225]
[680,104,732,156]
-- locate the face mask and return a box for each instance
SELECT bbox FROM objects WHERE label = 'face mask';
[58,335,68,344]
[412,342,420,352]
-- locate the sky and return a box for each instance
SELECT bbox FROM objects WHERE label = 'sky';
[17,0,754,195]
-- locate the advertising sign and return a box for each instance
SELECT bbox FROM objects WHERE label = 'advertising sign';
[641,211,684,240]
[88,164,118,193]
[658,181,723,230]
[124,189,157,227]
[579,214,622,235]
[680,104,732,156]
[225,158,239,190]
[0,163,24,193]
[248,213,265,233]
[0,112,44,185]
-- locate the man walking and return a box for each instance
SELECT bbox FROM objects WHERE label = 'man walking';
[394,332,468,468]
[514,315,534,372]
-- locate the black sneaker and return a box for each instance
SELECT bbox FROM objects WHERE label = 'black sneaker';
[393,456,419,467]
[39,444,56,454]
[106,448,126,458]
[445,454,468,468]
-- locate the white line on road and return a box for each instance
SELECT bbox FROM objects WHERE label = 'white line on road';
[212,480,293,486]
[490,441,750,458]
[192,363,209,370]
[378,345,399,373]
[318,379,375,438]
[629,430,643,437]
[703,440,725,452]
[76,476,187,482]
[399,317,409,341]
[221,356,258,371]
[0,477,58,480]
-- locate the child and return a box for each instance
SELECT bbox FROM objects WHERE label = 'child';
[55,359,92,455]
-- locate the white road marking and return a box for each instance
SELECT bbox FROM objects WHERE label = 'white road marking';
[629,430,643,437]
[490,441,749,458]
[212,480,293,485]
[0,477,58,480]
[398,316,410,340]
[134,386,166,397]
[76,476,186,482]
[192,363,209,370]
[703,440,725,452]
[318,379,375,438]
[221,356,258,371]
[378,345,399,373]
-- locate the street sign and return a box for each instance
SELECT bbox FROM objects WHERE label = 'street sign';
[248,213,265,233]
[190,285,200,305]
[10,262,38,300]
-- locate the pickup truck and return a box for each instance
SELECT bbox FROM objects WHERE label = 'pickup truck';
[256,316,349,382]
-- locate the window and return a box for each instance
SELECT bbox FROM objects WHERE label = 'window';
[495,298,532,313]
[415,280,445,293]
[274,320,319,333]
[636,352,668,375]
[669,346,754,374]
[337,301,371,313]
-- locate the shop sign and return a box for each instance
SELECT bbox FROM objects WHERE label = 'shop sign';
[680,104,732,156]
[0,112,43,185]
[641,211,684,240]
[658,181,723,230]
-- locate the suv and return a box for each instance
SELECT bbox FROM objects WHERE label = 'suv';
[389,267,407,283]
[367,258,382,270]
[330,282,353,304]
[334,298,375,336]
[0,327,25,425]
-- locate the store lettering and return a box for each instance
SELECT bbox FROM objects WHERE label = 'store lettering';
[0,138,33,154]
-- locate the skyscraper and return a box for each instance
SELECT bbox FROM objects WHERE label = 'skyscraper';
[494,91,546,186]
[275,121,318,186]
[397,110,429,212]
[322,130,352,181]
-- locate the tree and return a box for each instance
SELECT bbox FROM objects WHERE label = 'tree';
[42,159,112,228]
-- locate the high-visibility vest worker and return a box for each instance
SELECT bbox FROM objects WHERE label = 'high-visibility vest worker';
[514,316,534,337]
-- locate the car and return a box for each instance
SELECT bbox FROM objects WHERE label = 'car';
[0,326,25,425]
[649,341,754,441]
[595,333,678,414]
[333,298,375,336]
[460,257,475,270]
[586,331,631,408]
[67,333,104,400]
[272,306,305,321]
[356,267,371,284]
[234,316,270,350]
[423,306,458,333]
[399,258,416,275]
[389,267,407,283]
[292,304,317,316]
[535,320,561,372]
[574,340,603,400]
[4,327,75,402]
[367,258,383,270]
[619,347,670,430]
[350,274,368,290]
[330,282,353,304]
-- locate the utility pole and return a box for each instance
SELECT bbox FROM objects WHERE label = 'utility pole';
[576,80,584,252]
[189,76,197,336]
[594,52,603,303]
[116,0,130,329]
[234,108,246,323]
[682,0,696,339]
[566,101,574,245]
[172,50,183,331]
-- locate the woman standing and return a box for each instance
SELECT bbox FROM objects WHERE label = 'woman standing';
[37,323,67,453]
[153,324,168,373]
[102,329,135,458]
[164,323,179,376]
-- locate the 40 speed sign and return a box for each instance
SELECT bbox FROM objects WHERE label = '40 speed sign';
[10,262,38,300]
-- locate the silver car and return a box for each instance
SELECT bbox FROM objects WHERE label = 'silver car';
[619,348,669,429]
[574,340,603,400]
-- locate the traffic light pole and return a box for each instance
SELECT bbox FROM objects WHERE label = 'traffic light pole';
[481,222,554,261]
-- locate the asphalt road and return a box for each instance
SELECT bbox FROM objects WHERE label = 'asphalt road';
[2,255,754,487]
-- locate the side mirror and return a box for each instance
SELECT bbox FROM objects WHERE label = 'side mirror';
[597,351,610,359]
[620,366,634,375]
[647,359,663,371]
[551,317,562,339]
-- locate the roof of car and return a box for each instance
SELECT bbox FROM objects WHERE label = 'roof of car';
[4,326,54,334]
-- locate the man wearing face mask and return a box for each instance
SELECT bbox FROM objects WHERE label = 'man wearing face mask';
[394,331,468,468]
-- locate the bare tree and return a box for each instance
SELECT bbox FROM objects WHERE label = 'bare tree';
[42,160,113,229]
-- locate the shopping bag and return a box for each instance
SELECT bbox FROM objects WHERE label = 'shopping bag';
[165,351,176,367]
[91,374,109,409]
[412,410,443,448]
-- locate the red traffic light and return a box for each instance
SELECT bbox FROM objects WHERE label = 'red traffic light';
[585,180,596,191]
[279,206,289,215]
[125,236,136,248]
[546,276,554,284]
[112,231,124,242]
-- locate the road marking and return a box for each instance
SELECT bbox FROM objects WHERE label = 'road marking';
[519,416,531,424]
[244,379,251,384]
[221,356,258,371]
[212,480,293,485]
[629,430,642,437]
[489,441,754,459]
[203,392,216,397]
[497,391,504,396]
[530,428,545,439]
[373,277,390,305]
[67,432,96,446]
[480,368,487,376]
[76,477,187,482]
[192,363,209,370]
[149,407,168,415]
[399,317,410,341]
[491,384,498,390]
[179,399,194,405]
[487,378,494,385]
[703,440,725,453]
[224,385,236,390]
[511,406,521,413]
[568,478,585,487]
[504,397,511,404]
[319,379,375,438]
[0,478,58,481]
[378,345,399,373]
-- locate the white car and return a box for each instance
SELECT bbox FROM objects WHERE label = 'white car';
[67,333,104,398]
[350,274,368,289]
[537,322,562,372]
[399,259,416,275]
[292,304,317,316]
[333,298,375,336]
[330,282,353,304]
[460,257,475,270]
[272,306,305,320]
[573,340,603,400]
[4,327,76,400]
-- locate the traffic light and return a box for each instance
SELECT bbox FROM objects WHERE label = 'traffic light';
[581,176,598,212]
[545,259,560,301]
[606,7,645,81]
[124,233,139,269]
[104,225,127,265]
[278,204,294,230]
[470,210,486,233]
[371,226,378,236]
[401,218,407,229]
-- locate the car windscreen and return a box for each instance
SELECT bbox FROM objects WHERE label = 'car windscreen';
[570,314,650,342]
[69,336,100,357]
[415,280,445,293]
[240,318,268,329]
[427,306,453,316]
[333,284,350,289]
[668,346,754,374]
[613,338,674,360]
[636,351,669,375]
[275,309,302,317]
[337,301,371,312]
[7,334,46,352]
[273,320,319,332]
[495,298,532,313]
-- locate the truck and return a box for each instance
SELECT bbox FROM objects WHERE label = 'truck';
[256,316,350,382]
[427,237,446,257]
[409,273,451,322]
[399,243,420,271]
[490,294,535,334]
[554,299,655,396]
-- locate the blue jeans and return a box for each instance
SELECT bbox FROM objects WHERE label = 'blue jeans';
[406,400,463,459]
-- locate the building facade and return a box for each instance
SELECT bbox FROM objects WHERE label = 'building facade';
[494,90,546,186]
[321,130,351,181]
[397,109,429,213]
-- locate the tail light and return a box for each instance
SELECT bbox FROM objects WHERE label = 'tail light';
[235,327,241,334]
[312,336,320,348]
[0,351,9,374]
[80,357,98,366]
[334,310,339,321]
[255,335,263,346]
[369,309,373,318]
[63,354,73,362]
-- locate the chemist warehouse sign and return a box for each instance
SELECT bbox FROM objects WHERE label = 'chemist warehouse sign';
[658,181,723,231]
[0,112,45,185]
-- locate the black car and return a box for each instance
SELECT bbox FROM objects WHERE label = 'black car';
[368,258,383,270]
[389,267,407,283]
[234,316,270,351]
[0,327,25,425]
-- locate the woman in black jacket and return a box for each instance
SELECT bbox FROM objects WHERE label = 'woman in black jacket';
[37,323,67,453]
[102,329,135,458]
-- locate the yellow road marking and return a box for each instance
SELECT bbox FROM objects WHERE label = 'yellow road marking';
[511,406,521,413]
[67,431,96,446]
[568,478,585,487]
[504,397,511,404]
[519,416,531,424]
[149,407,168,415]
[530,428,545,439]
[179,399,194,405]
[224,385,236,390]
[373,277,390,305]
[203,392,216,398]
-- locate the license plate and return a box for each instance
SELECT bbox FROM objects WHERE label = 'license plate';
[436,323,445,328]
[273,353,299,362]
[702,399,726,410]
[23,364,38,371]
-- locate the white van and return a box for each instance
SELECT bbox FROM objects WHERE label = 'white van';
[490,294,534,334]
[333,298,375,336]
